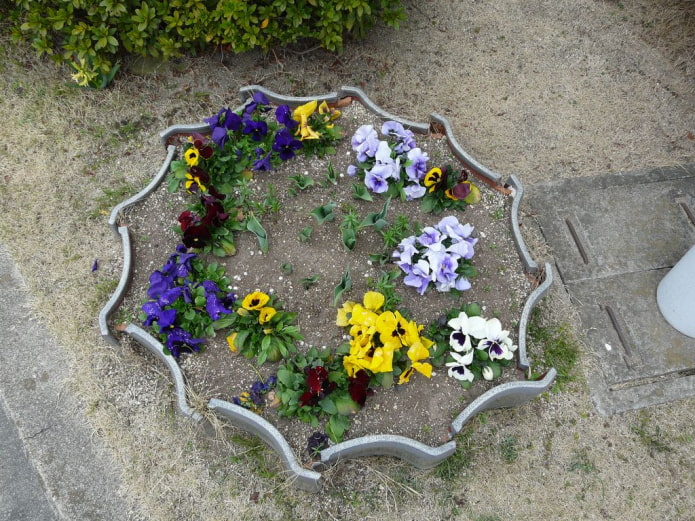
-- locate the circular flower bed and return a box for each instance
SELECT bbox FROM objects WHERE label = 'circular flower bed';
[111,88,547,480]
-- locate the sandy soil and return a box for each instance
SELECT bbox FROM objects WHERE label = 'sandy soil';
[1,0,694,519]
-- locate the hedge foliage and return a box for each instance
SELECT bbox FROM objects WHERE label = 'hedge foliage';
[7,0,405,87]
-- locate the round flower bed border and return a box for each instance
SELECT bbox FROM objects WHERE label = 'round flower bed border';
[99,85,556,492]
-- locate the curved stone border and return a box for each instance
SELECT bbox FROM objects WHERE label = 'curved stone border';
[208,398,323,492]
[124,324,203,422]
[319,435,457,470]
[449,368,557,436]
[98,225,131,347]
[517,262,553,371]
[101,85,556,490]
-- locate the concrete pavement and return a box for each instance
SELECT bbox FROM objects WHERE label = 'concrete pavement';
[0,244,137,520]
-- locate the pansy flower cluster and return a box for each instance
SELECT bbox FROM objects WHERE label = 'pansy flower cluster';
[232,376,277,413]
[348,121,430,199]
[347,121,482,213]
[167,94,343,257]
[276,346,360,443]
[139,245,236,358]
[336,291,434,388]
[445,311,518,388]
[392,215,478,295]
[225,291,303,365]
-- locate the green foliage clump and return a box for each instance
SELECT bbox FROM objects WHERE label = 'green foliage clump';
[8,0,406,87]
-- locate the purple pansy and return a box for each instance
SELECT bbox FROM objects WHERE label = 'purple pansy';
[272,128,303,160]
[275,105,298,129]
[252,150,272,171]
[141,302,177,329]
[242,119,268,142]
[165,327,205,358]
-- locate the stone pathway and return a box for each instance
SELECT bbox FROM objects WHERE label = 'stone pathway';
[527,164,695,414]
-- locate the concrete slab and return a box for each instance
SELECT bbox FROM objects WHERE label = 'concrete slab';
[527,164,695,415]
[0,244,141,520]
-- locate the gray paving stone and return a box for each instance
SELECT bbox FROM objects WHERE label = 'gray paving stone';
[527,164,695,415]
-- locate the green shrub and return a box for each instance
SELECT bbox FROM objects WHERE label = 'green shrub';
[7,0,405,87]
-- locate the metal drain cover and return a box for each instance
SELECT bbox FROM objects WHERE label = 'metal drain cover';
[527,165,695,414]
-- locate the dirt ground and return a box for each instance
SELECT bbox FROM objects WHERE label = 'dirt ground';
[1,0,694,519]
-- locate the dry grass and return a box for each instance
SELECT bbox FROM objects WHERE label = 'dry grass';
[1,0,694,519]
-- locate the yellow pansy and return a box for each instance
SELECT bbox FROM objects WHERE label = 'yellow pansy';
[423,167,443,192]
[350,305,380,329]
[362,291,384,311]
[184,172,207,193]
[318,100,341,123]
[336,300,356,326]
[258,306,276,324]
[292,100,321,140]
[343,353,373,378]
[242,291,270,311]
[292,100,318,122]
[184,148,200,167]
[369,345,395,373]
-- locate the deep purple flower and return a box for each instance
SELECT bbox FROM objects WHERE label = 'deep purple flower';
[222,291,236,309]
[141,302,177,329]
[158,287,184,306]
[307,432,330,456]
[244,91,270,115]
[272,128,302,160]
[211,126,229,149]
[91,259,98,272]
[275,105,298,129]
[172,249,197,277]
[252,150,272,171]
[147,270,175,300]
[202,280,220,294]
[165,327,205,358]
[242,119,268,142]
[205,293,232,321]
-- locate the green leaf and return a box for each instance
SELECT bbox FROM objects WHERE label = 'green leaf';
[333,267,352,306]
[351,183,373,201]
[325,161,338,185]
[277,367,295,388]
[298,226,313,243]
[341,227,356,250]
[318,396,338,415]
[301,274,320,289]
[281,263,293,275]
[235,329,250,350]
[261,334,272,352]
[310,202,336,224]
[326,414,350,443]
[246,215,268,253]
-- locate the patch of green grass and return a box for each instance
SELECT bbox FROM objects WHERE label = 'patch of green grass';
[433,429,475,481]
[499,435,518,463]
[568,447,596,473]
[89,180,140,218]
[527,305,580,390]
[228,434,279,480]
[630,412,672,454]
